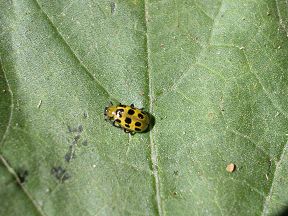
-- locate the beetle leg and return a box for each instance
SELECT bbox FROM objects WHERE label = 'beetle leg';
[124,129,130,133]
[112,120,121,128]
[130,103,134,108]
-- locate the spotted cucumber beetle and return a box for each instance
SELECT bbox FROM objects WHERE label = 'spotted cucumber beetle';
[104,103,150,134]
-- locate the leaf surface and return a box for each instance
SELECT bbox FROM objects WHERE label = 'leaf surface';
[1,0,288,215]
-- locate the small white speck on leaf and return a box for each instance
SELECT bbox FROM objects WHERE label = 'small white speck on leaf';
[226,163,236,173]
[37,100,42,108]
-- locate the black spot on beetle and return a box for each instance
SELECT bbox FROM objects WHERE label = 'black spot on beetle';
[116,109,124,117]
[135,122,141,127]
[128,109,135,115]
[116,109,124,113]
[125,124,130,128]
[135,128,141,132]
[119,105,126,108]
[138,113,144,119]
[125,117,132,124]
[115,119,121,123]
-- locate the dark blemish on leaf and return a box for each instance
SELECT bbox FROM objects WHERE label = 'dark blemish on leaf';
[83,111,88,118]
[65,145,75,162]
[110,2,116,14]
[82,140,88,146]
[51,166,70,183]
[16,169,29,184]
[173,170,179,176]
[169,187,182,199]
[68,124,83,133]
[73,134,81,143]
[156,90,163,97]
[68,125,78,133]
[68,125,73,133]
[78,125,83,133]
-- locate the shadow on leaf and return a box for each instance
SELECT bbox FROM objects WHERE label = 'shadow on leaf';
[276,206,288,216]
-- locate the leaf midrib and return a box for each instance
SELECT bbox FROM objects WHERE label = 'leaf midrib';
[143,0,163,215]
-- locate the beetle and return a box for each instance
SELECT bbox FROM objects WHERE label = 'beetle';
[104,103,150,134]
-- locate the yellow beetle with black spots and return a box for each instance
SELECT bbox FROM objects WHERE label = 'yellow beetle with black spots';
[104,103,150,134]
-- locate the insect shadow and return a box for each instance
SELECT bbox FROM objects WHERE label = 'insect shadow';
[145,112,155,133]
[277,206,288,216]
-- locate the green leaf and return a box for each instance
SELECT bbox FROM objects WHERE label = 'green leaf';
[1,0,288,215]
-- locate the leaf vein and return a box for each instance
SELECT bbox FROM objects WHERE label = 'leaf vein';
[241,50,288,118]
[33,0,113,100]
[0,155,47,216]
[144,0,163,215]
[261,142,288,215]
[275,0,288,35]
[0,57,13,148]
